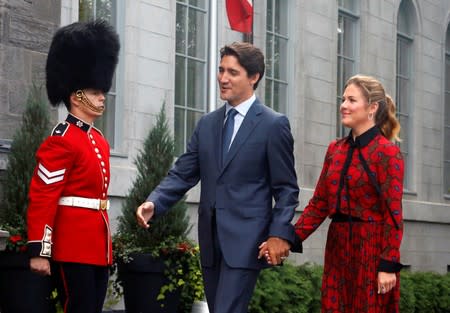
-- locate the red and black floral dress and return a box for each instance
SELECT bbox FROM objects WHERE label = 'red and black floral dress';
[294,126,404,313]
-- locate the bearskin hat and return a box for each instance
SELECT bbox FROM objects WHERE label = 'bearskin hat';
[46,20,120,109]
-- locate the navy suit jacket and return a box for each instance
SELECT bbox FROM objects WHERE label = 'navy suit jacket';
[148,98,299,269]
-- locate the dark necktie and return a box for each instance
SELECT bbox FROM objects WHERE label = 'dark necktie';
[222,108,238,165]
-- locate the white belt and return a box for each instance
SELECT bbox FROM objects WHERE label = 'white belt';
[58,196,110,211]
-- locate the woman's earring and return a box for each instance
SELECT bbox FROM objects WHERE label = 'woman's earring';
[368,112,374,120]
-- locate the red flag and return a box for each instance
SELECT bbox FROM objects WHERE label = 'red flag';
[226,0,253,34]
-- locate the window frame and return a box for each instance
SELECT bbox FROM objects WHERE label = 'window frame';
[444,26,450,197]
[336,5,359,138]
[174,0,209,156]
[395,30,414,192]
[264,0,290,114]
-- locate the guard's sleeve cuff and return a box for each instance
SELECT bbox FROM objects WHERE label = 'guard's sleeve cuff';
[377,258,403,273]
[27,242,51,258]
[290,235,303,253]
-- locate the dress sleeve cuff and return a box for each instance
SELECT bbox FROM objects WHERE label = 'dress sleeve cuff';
[290,235,303,253]
[377,258,403,273]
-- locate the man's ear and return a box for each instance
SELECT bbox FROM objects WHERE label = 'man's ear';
[70,92,81,108]
[249,73,260,87]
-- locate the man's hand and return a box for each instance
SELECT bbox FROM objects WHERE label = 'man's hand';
[30,257,51,276]
[136,201,155,229]
[258,237,290,265]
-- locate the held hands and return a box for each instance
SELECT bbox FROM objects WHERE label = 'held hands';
[258,237,290,265]
[30,257,51,276]
[377,271,396,294]
[136,201,155,229]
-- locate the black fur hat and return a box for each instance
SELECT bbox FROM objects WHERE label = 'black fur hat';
[46,20,120,109]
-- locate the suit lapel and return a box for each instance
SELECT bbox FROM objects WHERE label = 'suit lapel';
[220,99,263,173]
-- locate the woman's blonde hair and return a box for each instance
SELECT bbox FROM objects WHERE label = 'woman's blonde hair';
[344,74,401,142]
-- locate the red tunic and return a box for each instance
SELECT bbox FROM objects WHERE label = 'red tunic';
[295,127,404,313]
[27,114,112,266]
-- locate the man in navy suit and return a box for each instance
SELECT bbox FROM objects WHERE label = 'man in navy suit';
[136,42,299,313]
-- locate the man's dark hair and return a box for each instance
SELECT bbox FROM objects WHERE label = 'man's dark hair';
[220,42,265,90]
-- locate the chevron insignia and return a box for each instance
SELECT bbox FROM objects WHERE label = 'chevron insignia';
[37,163,66,184]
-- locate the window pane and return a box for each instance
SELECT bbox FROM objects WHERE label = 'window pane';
[343,58,354,84]
[79,0,94,20]
[266,34,273,77]
[186,110,203,142]
[175,108,185,155]
[95,93,116,147]
[446,26,450,53]
[176,5,187,54]
[273,37,288,80]
[445,161,450,194]
[274,0,288,35]
[402,152,409,187]
[95,0,112,21]
[265,80,273,108]
[397,1,413,36]
[397,39,411,76]
[398,114,408,150]
[267,0,273,32]
[397,78,410,114]
[273,82,287,113]
[187,59,205,110]
[189,0,206,8]
[337,16,344,54]
[342,16,355,58]
[444,131,450,159]
[446,55,450,92]
[175,56,186,107]
[187,8,206,59]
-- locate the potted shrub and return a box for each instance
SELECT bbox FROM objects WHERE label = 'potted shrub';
[0,85,55,313]
[112,105,204,313]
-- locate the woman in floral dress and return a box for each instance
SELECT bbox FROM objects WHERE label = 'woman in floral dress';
[296,75,404,312]
[261,74,404,313]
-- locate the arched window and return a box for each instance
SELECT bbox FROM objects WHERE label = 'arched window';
[336,0,359,138]
[265,0,289,113]
[175,1,208,155]
[396,0,416,190]
[444,25,450,196]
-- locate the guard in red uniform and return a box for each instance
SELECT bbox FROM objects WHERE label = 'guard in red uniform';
[26,20,120,313]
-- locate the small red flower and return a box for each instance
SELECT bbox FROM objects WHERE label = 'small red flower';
[9,235,22,244]
[177,242,190,253]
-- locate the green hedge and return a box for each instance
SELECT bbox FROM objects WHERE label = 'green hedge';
[249,263,450,313]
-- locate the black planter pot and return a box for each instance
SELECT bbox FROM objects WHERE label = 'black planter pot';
[118,253,181,313]
[0,251,55,313]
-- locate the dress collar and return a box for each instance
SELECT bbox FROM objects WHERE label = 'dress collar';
[346,126,380,148]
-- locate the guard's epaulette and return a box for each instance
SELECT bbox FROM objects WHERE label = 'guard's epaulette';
[51,122,70,136]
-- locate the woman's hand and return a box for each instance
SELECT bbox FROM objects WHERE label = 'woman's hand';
[377,271,396,294]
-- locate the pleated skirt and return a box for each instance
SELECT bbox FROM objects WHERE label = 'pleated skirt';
[321,220,400,313]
